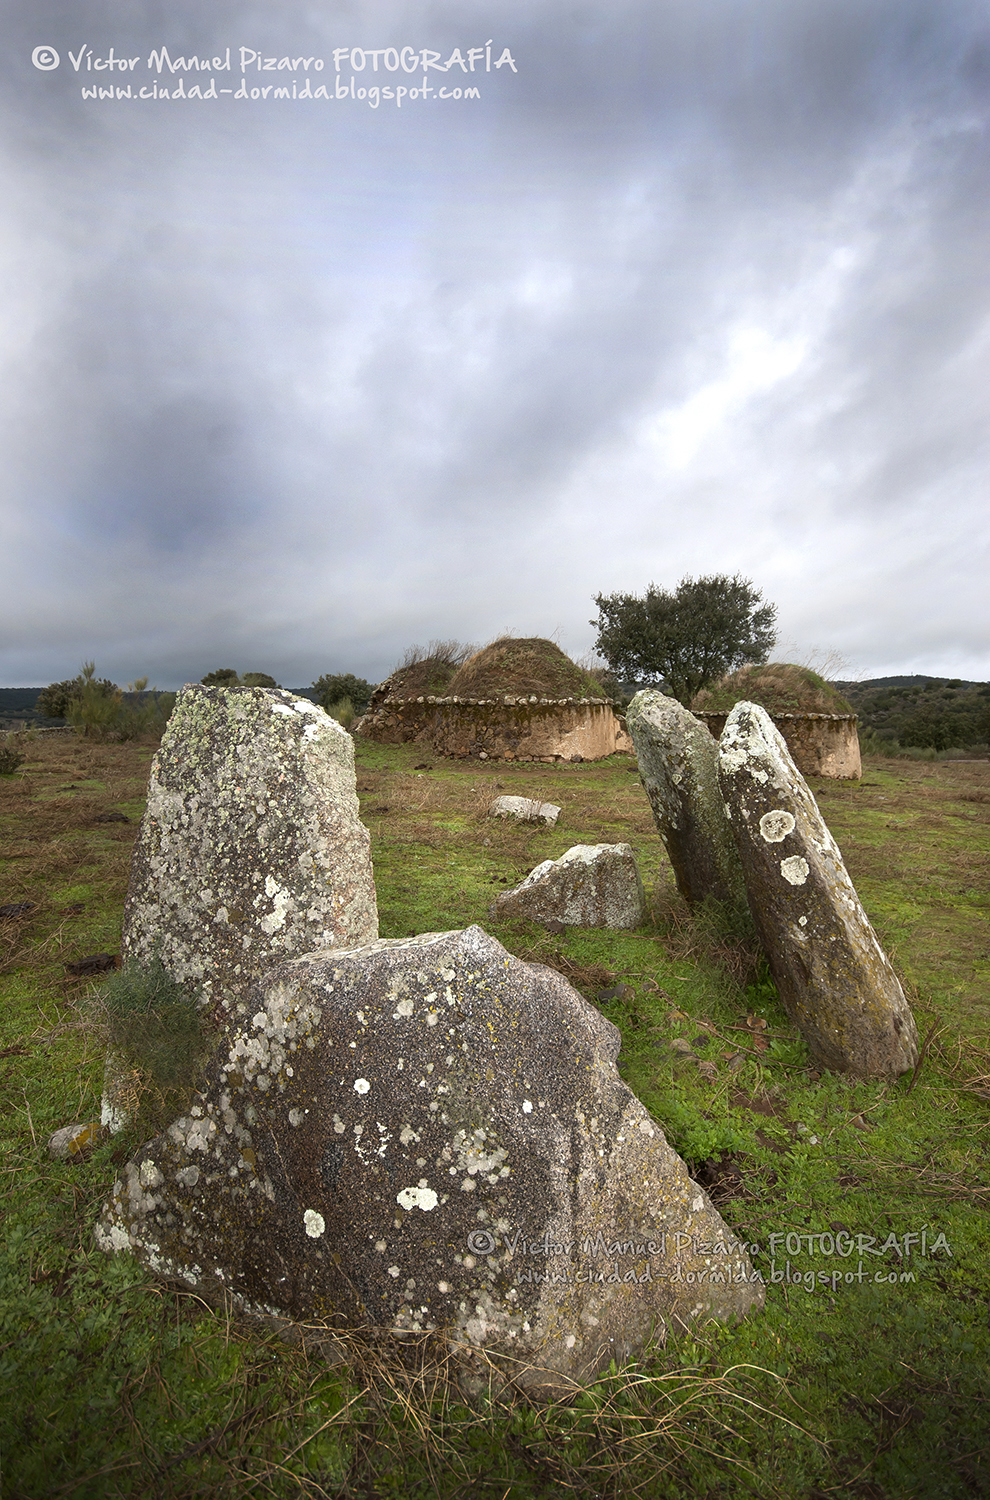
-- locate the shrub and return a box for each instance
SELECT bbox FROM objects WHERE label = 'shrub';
[115,681,177,742]
[65,664,124,738]
[56,665,175,741]
[35,665,175,741]
[200,668,241,687]
[36,669,118,722]
[241,672,280,688]
[87,957,216,1100]
[0,741,24,775]
[325,697,355,729]
[313,673,375,714]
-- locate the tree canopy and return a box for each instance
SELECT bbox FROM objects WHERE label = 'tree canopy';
[312,673,375,714]
[199,670,281,689]
[590,574,777,706]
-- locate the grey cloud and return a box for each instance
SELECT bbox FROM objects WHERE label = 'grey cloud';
[0,0,987,688]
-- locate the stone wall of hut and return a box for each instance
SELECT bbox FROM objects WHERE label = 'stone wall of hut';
[693,711,862,779]
[355,695,633,762]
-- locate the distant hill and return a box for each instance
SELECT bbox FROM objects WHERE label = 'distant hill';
[0,688,66,728]
[835,677,990,750]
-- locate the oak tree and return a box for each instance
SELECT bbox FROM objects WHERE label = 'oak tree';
[590,574,777,707]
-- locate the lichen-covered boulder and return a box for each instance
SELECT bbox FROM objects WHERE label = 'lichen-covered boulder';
[625,691,747,913]
[490,845,645,929]
[717,703,919,1080]
[121,684,379,1019]
[95,926,763,1398]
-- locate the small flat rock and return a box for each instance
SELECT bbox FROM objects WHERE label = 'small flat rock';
[49,1121,102,1158]
[625,692,747,913]
[489,795,561,826]
[66,953,120,976]
[491,845,645,929]
[717,703,919,1080]
[96,926,763,1399]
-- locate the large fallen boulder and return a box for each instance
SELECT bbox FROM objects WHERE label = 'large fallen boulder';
[96,926,763,1398]
[717,703,919,1080]
[491,845,645,929]
[625,691,747,913]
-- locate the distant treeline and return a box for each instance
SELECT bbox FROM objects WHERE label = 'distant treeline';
[836,677,990,751]
[0,674,376,728]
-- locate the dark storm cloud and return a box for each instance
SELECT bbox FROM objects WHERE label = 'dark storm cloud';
[1,0,987,687]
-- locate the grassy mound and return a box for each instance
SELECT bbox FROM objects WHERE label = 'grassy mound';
[382,641,472,698]
[446,637,605,699]
[692,662,854,716]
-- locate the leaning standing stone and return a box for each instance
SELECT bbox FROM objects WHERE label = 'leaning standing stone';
[625,690,747,913]
[96,925,763,1399]
[121,685,378,1019]
[717,702,918,1080]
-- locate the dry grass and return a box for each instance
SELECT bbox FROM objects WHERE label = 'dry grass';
[447,635,605,700]
[648,881,763,991]
[383,640,475,697]
[692,662,853,716]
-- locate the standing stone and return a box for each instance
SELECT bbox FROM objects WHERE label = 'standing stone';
[96,926,763,1399]
[717,702,918,1080]
[491,845,646,929]
[121,684,378,1018]
[625,691,747,913]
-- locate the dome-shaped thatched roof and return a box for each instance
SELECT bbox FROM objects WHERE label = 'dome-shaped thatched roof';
[446,637,605,699]
[692,663,853,716]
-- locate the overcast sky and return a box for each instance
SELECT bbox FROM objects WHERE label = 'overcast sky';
[2,0,988,690]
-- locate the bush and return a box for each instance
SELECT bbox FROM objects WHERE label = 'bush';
[36,665,175,742]
[65,664,124,738]
[313,673,375,715]
[36,670,118,722]
[87,957,216,1098]
[201,670,281,690]
[325,697,355,729]
[116,682,177,742]
[0,741,24,775]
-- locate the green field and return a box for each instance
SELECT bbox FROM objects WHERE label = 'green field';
[2,730,989,1498]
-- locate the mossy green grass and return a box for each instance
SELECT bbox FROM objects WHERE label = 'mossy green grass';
[1,733,988,1496]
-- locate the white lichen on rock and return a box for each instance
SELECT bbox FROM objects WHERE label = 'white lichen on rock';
[97,925,763,1400]
[119,684,378,1019]
[718,701,919,1080]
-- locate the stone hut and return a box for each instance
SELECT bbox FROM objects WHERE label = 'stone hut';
[356,638,633,762]
[691,664,862,780]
